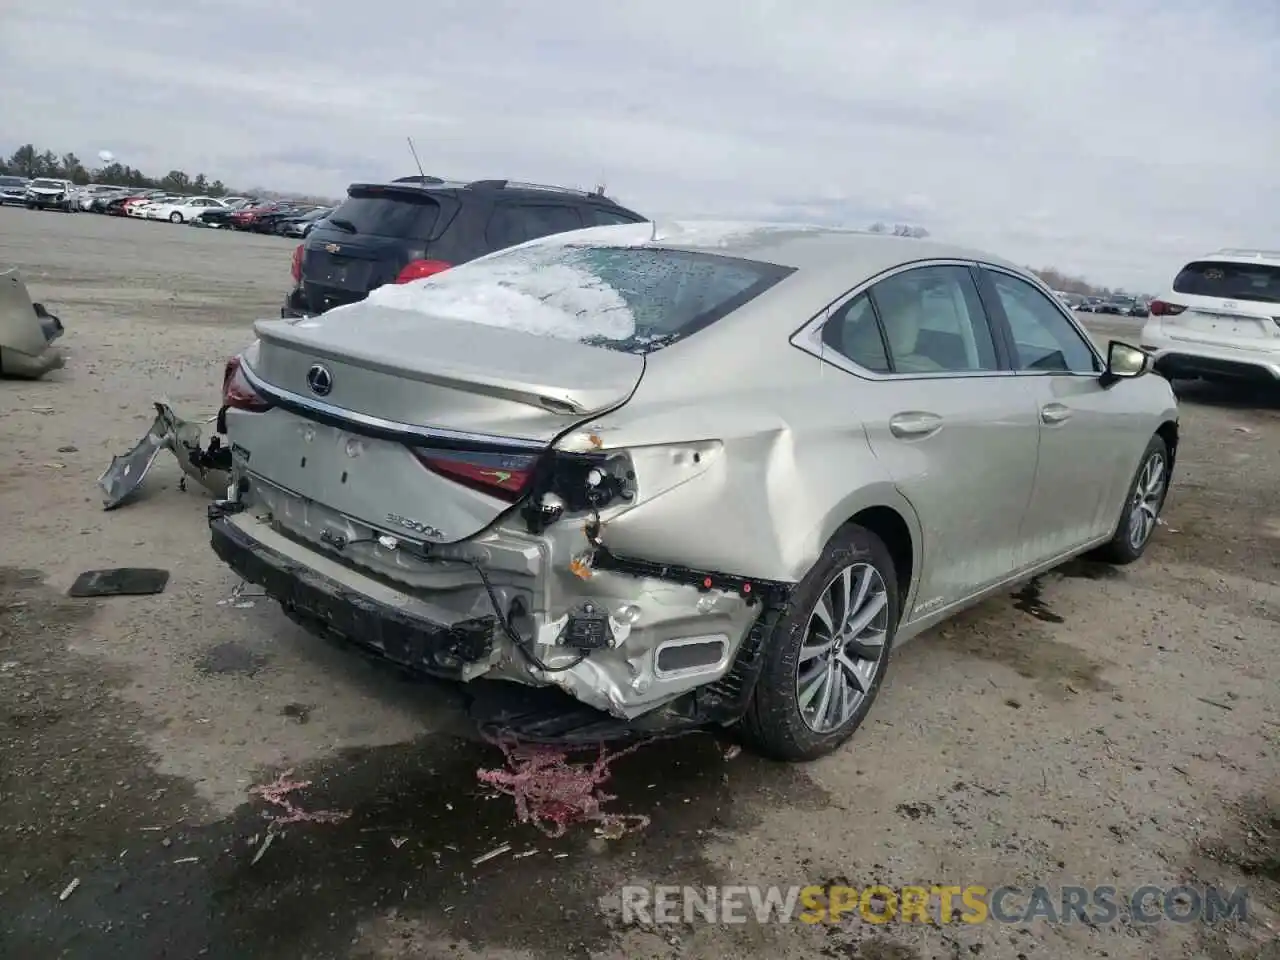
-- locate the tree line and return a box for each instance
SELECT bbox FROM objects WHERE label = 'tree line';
[1,142,1132,295]
[1,143,231,197]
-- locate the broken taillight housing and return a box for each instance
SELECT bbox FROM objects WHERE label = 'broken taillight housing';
[222,355,272,413]
[412,447,541,502]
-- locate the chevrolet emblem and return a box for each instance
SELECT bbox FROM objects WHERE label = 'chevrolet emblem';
[324,242,341,254]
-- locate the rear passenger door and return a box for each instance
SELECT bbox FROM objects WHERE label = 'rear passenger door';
[816,263,1043,616]
[484,203,584,251]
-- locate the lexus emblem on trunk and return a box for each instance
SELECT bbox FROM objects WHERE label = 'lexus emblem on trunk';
[306,364,333,396]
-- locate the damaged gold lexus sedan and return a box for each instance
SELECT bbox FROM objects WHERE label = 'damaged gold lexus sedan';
[208,222,1179,761]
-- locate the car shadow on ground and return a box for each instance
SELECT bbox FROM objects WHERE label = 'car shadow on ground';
[1168,378,1280,412]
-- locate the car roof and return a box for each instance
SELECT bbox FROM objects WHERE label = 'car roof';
[560,220,1022,275]
[350,178,633,209]
[1194,248,1280,267]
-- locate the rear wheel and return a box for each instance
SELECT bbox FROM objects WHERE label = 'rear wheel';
[1091,434,1169,565]
[169,212,183,223]
[740,525,898,761]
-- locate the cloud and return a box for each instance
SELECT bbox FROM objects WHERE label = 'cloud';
[1,0,1277,290]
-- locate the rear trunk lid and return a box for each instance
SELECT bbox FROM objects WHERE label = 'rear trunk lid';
[1162,302,1280,351]
[229,304,644,544]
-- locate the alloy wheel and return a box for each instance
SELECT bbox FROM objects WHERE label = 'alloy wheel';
[1127,452,1165,550]
[795,562,890,733]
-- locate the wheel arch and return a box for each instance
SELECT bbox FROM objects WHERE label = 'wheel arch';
[1156,419,1178,473]
[804,485,921,618]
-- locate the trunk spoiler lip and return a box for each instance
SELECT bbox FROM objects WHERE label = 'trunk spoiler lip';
[239,358,550,453]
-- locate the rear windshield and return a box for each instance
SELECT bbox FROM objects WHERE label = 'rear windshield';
[326,188,440,239]
[363,243,795,353]
[1173,260,1280,304]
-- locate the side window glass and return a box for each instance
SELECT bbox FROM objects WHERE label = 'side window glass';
[484,206,528,249]
[869,266,999,373]
[988,272,1100,373]
[520,204,583,239]
[586,208,638,227]
[822,293,890,373]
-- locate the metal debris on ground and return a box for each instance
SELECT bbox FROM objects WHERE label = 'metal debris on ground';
[97,401,232,510]
[217,580,264,608]
[249,832,275,866]
[476,736,653,838]
[471,843,512,866]
[57,878,80,902]
[249,769,350,828]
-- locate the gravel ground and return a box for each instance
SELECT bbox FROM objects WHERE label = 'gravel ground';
[0,208,1276,960]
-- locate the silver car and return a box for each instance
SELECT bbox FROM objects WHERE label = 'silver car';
[209,222,1179,761]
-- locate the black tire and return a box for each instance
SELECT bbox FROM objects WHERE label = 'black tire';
[1090,434,1170,565]
[169,212,183,223]
[740,524,899,762]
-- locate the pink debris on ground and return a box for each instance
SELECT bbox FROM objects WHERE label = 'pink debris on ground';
[476,737,652,838]
[249,769,350,827]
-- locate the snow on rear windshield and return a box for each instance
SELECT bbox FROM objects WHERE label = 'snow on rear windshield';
[363,244,793,353]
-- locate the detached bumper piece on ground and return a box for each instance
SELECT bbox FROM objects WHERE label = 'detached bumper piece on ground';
[0,267,65,379]
[97,401,232,510]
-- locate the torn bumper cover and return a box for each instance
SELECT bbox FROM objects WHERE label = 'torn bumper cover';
[207,501,793,743]
[0,266,66,380]
[98,401,233,510]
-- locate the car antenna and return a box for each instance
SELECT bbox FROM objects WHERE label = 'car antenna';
[406,136,426,181]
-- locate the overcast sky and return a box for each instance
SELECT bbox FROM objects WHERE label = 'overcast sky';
[2,0,1277,291]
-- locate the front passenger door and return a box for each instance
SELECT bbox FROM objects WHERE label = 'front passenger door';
[977,267,1135,559]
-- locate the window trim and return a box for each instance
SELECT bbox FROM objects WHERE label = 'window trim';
[974,264,1104,377]
[789,258,1016,381]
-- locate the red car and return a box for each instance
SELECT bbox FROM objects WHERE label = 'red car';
[230,201,284,231]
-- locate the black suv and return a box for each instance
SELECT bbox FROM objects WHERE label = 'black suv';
[282,177,648,317]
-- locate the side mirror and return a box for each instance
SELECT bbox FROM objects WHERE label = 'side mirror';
[1100,340,1150,387]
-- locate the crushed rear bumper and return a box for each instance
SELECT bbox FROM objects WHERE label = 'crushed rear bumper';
[210,509,497,679]
[207,501,782,742]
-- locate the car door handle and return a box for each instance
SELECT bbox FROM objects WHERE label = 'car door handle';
[1040,403,1072,425]
[889,411,943,438]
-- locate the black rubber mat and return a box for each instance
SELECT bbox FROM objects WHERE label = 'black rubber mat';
[68,568,170,598]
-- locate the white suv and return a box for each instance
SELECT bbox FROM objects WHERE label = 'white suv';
[1141,249,1280,384]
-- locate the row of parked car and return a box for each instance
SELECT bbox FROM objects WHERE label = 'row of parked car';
[1052,290,1152,318]
[0,176,334,239]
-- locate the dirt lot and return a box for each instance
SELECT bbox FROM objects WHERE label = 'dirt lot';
[0,208,1277,960]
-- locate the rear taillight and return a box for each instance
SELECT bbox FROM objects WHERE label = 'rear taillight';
[221,355,271,413]
[1148,299,1186,317]
[395,259,452,284]
[290,244,303,283]
[412,447,539,502]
